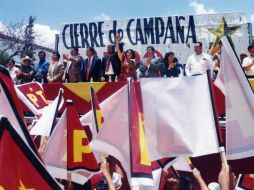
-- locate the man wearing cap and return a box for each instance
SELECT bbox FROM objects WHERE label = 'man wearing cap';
[16,56,33,84]
[33,51,49,83]
[101,45,121,82]
[185,42,214,77]
[242,44,254,78]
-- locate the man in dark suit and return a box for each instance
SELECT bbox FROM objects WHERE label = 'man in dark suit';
[100,45,121,82]
[139,46,162,78]
[80,47,103,82]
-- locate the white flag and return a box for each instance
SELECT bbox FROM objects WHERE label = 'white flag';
[140,74,220,160]
[221,36,254,159]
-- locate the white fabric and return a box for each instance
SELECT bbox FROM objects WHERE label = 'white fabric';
[91,85,132,184]
[30,89,64,137]
[105,58,114,75]
[0,83,28,145]
[221,37,254,159]
[242,56,254,76]
[185,52,214,76]
[140,75,220,160]
[7,66,19,83]
[172,157,192,172]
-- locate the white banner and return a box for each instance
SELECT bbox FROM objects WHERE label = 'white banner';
[59,12,249,64]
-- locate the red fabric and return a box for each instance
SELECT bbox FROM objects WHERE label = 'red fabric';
[238,174,254,190]
[67,103,99,171]
[0,119,60,189]
[86,58,91,81]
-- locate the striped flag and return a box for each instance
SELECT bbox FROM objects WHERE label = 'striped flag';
[90,86,104,133]
[91,82,154,187]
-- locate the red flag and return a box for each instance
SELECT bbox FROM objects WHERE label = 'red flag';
[238,174,254,190]
[44,100,99,185]
[0,117,61,189]
[0,69,38,154]
[67,100,99,171]
[15,82,48,115]
[92,82,154,187]
[129,81,153,185]
[90,86,104,133]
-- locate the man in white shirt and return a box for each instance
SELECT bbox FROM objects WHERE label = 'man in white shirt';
[242,44,254,77]
[185,42,214,77]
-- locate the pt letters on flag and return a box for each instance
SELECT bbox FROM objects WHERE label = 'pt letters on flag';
[16,82,48,115]
[44,101,99,185]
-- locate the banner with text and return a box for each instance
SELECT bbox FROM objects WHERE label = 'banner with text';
[59,12,249,64]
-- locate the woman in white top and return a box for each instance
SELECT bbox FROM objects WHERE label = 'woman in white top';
[6,58,19,84]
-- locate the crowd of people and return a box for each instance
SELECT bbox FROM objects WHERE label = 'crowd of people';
[5,34,254,85]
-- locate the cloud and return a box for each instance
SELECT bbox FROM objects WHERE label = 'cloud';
[33,24,59,49]
[94,13,111,21]
[251,14,254,22]
[0,21,58,49]
[0,21,7,33]
[189,0,215,14]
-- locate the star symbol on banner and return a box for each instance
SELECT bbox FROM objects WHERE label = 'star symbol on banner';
[208,17,240,49]
[29,87,33,91]
[18,180,35,190]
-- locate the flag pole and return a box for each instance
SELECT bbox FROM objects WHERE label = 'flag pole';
[49,88,64,136]
[206,70,228,165]
[66,100,73,190]
[89,85,105,161]
[67,171,72,190]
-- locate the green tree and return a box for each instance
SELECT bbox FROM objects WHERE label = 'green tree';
[20,16,36,60]
[0,16,37,62]
[0,50,9,67]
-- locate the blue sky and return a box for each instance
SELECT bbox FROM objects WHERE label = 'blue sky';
[0,0,253,48]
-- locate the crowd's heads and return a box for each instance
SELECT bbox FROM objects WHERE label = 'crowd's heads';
[107,44,115,54]
[52,51,61,61]
[6,58,15,68]
[247,44,254,56]
[164,176,194,190]
[38,51,46,60]
[240,52,248,63]
[194,41,203,55]
[70,47,79,56]
[247,44,254,52]
[125,49,135,60]
[164,52,178,64]
[21,56,33,65]
[147,46,155,57]
[86,47,95,57]
[178,176,194,190]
